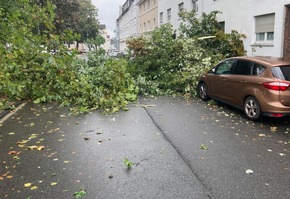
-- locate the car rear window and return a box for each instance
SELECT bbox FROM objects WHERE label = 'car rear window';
[272,65,290,81]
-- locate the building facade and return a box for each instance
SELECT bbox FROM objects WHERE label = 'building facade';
[199,0,290,58]
[158,0,197,30]
[116,0,138,52]
[99,24,111,52]
[117,0,290,58]
[137,0,158,34]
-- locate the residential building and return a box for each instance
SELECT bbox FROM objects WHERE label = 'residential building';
[158,0,197,30]
[137,0,158,34]
[198,0,290,58]
[117,0,290,58]
[116,0,138,53]
[99,24,111,52]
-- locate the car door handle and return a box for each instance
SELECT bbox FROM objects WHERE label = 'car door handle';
[241,80,248,83]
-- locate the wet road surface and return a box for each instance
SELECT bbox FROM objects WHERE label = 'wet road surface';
[0,97,289,199]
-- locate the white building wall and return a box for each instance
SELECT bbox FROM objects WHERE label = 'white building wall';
[117,0,138,53]
[118,0,290,57]
[100,28,110,52]
[158,0,194,30]
[199,0,290,57]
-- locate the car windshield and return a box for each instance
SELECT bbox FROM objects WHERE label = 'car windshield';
[272,65,290,81]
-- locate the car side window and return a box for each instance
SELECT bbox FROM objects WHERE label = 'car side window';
[232,60,253,75]
[252,63,266,76]
[215,60,235,75]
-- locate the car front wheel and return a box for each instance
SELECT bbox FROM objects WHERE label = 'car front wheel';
[198,83,210,101]
[243,97,261,120]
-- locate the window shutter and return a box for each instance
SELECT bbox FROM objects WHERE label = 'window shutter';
[255,13,275,33]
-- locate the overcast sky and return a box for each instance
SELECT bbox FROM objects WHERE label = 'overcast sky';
[92,0,125,37]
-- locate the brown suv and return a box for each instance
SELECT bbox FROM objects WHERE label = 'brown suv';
[198,56,290,120]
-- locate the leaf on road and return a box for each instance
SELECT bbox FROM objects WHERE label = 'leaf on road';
[246,169,254,174]
[31,186,38,190]
[83,137,90,141]
[124,158,133,169]
[279,153,286,156]
[259,134,266,137]
[200,144,208,150]
[27,146,38,150]
[29,134,38,139]
[27,145,45,151]
[270,127,277,132]
[51,182,58,186]
[24,183,32,188]
[17,140,29,145]
[37,146,45,151]
[9,132,15,135]
[74,188,86,199]
[8,151,17,155]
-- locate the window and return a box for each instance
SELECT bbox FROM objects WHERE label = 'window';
[253,63,266,76]
[153,18,156,29]
[178,2,184,12]
[255,13,275,42]
[192,0,198,12]
[233,60,253,75]
[143,3,145,12]
[272,66,290,81]
[167,8,171,21]
[219,21,225,32]
[153,0,156,6]
[160,12,163,24]
[148,0,150,10]
[144,22,146,32]
[148,21,151,31]
[215,60,235,75]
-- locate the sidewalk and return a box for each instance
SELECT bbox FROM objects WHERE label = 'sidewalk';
[0,101,210,199]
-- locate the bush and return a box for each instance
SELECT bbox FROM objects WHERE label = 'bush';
[126,10,246,99]
[127,24,183,96]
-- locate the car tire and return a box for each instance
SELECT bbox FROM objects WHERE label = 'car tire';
[198,83,210,101]
[243,96,261,120]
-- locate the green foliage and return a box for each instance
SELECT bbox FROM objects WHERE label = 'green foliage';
[1,4,246,115]
[74,188,86,199]
[124,158,133,169]
[127,24,182,96]
[179,10,246,57]
[0,1,138,114]
[179,11,221,37]
[127,10,246,99]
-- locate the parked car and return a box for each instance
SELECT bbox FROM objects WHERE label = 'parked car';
[198,56,290,120]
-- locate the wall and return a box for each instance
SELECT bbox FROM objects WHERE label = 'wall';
[117,0,138,53]
[199,0,290,57]
[138,0,158,33]
[158,0,194,30]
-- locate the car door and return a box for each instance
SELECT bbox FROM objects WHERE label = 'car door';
[225,60,254,107]
[206,59,235,101]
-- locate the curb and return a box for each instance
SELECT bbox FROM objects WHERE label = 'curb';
[0,101,23,120]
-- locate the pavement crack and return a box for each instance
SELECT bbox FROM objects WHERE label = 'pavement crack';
[142,105,213,199]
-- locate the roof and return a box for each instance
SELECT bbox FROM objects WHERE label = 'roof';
[229,56,290,67]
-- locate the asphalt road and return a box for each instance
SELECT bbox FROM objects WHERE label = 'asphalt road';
[0,97,289,199]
